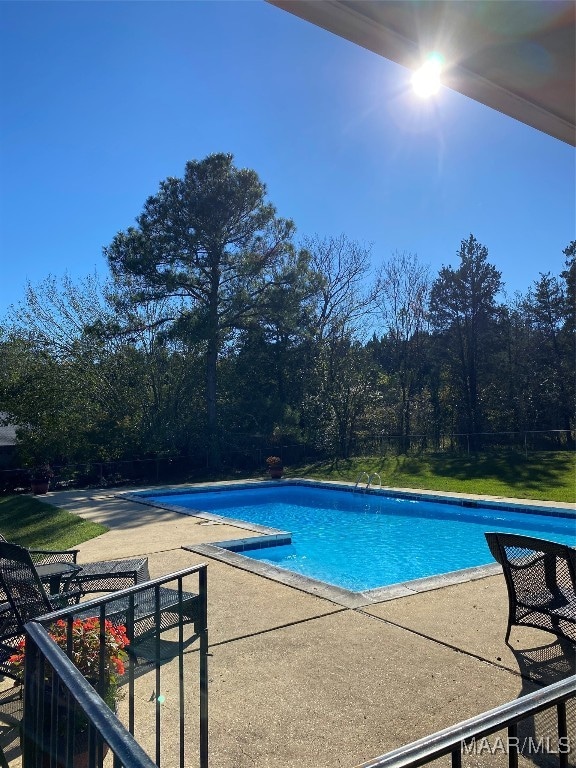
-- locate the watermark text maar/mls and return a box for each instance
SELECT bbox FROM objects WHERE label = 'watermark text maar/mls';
[461,736,572,756]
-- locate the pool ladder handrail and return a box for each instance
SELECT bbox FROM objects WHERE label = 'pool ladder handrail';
[354,472,382,493]
[366,472,382,492]
[354,472,370,493]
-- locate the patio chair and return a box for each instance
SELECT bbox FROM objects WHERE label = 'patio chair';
[0,535,82,633]
[0,541,83,679]
[485,532,576,644]
[0,541,201,676]
[0,533,150,594]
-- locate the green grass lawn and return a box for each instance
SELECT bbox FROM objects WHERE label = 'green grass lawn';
[285,451,576,504]
[0,451,572,548]
[0,495,108,550]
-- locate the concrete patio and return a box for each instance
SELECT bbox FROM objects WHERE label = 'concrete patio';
[2,483,574,767]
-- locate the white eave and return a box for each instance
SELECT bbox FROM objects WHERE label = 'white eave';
[267,0,576,146]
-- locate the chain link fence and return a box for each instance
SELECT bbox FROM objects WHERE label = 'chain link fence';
[0,430,573,495]
[352,429,575,456]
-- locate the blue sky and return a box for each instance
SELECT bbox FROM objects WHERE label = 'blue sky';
[1,0,574,320]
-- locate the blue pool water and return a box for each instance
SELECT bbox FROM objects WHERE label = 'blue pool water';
[145,485,576,591]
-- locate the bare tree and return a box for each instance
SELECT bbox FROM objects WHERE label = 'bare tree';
[373,251,431,448]
[297,235,377,457]
[303,234,374,342]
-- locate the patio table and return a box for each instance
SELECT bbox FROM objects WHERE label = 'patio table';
[35,562,82,595]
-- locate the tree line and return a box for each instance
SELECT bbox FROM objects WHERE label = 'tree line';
[1,153,574,470]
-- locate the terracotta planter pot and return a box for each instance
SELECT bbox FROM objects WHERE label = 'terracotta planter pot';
[21,684,113,768]
[268,467,283,479]
[41,735,110,768]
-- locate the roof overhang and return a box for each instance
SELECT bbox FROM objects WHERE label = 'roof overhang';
[267,0,576,146]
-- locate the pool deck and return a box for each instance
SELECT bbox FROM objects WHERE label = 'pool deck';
[3,481,575,767]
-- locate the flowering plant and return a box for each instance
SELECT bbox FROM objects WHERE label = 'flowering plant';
[265,456,283,467]
[9,618,129,710]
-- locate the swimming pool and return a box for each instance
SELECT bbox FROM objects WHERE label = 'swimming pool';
[132,483,575,594]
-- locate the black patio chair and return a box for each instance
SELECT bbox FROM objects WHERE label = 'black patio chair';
[0,535,82,635]
[0,540,201,678]
[485,532,576,644]
[0,541,83,680]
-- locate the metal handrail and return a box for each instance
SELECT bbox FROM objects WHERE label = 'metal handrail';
[366,472,382,492]
[25,563,209,768]
[356,674,575,768]
[23,622,157,768]
[354,472,370,492]
[35,564,207,623]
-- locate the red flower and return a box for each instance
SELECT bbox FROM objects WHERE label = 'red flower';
[8,617,129,709]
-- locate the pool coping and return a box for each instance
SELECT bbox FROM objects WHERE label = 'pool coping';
[120,478,574,609]
[182,542,503,608]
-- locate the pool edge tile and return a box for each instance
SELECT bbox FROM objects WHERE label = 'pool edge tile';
[183,543,504,609]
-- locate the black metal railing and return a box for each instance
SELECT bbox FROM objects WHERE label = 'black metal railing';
[356,674,575,768]
[22,621,157,768]
[22,564,208,768]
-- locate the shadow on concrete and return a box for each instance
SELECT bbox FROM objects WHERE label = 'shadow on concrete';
[512,637,575,768]
[0,682,22,765]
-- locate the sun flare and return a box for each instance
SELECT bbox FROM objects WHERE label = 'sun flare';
[412,54,443,97]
